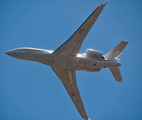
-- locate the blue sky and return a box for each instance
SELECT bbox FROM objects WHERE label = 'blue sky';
[1,0,142,120]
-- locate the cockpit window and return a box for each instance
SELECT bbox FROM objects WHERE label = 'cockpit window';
[25,50,31,54]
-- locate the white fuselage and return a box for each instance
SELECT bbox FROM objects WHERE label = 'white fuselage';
[5,2,128,119]
[6,47,121,71]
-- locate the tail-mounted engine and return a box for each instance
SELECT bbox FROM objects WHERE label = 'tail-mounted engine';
[86,49,103,58]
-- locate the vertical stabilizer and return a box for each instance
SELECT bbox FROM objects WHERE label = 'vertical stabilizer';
[105,41,129,60]
[109,67,123,82]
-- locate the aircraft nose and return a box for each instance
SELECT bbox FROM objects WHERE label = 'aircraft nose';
[6,50,16,57]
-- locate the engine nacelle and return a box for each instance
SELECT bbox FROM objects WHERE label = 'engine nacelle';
[86,49,103,58]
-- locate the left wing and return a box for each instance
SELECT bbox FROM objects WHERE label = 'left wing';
[53,1,108,56]
[51,67,88,120]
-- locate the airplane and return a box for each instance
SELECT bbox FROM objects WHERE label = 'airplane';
[6,1,128,120]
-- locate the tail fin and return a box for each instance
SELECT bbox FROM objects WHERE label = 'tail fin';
[105,41,129,60]
[109,67,123,82]
[105,41,129,82]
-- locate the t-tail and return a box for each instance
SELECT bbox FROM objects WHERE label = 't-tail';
[104,41,129,82]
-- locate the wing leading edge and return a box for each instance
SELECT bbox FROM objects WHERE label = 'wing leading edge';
[51,1,108,119]
[53,1,108,56]
[51,67,88,119]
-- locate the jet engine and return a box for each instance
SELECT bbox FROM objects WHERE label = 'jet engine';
[86,49,103,58]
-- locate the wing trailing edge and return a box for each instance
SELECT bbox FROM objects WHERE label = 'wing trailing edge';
[53,1,108,56]
[51,67,88,119]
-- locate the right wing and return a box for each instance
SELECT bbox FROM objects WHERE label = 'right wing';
[53,1,108,56]
[51,67,88,120]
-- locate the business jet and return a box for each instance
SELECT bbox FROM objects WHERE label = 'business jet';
[6,1,128,120]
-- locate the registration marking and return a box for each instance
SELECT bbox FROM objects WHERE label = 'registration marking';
[79,28,84,34]
[71,91,75,97]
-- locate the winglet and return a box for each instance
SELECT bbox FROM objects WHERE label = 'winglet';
[101,0,108,6]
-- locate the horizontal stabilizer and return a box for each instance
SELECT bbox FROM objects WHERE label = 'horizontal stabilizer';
[109,67,123,82]
[105,41,129,60]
